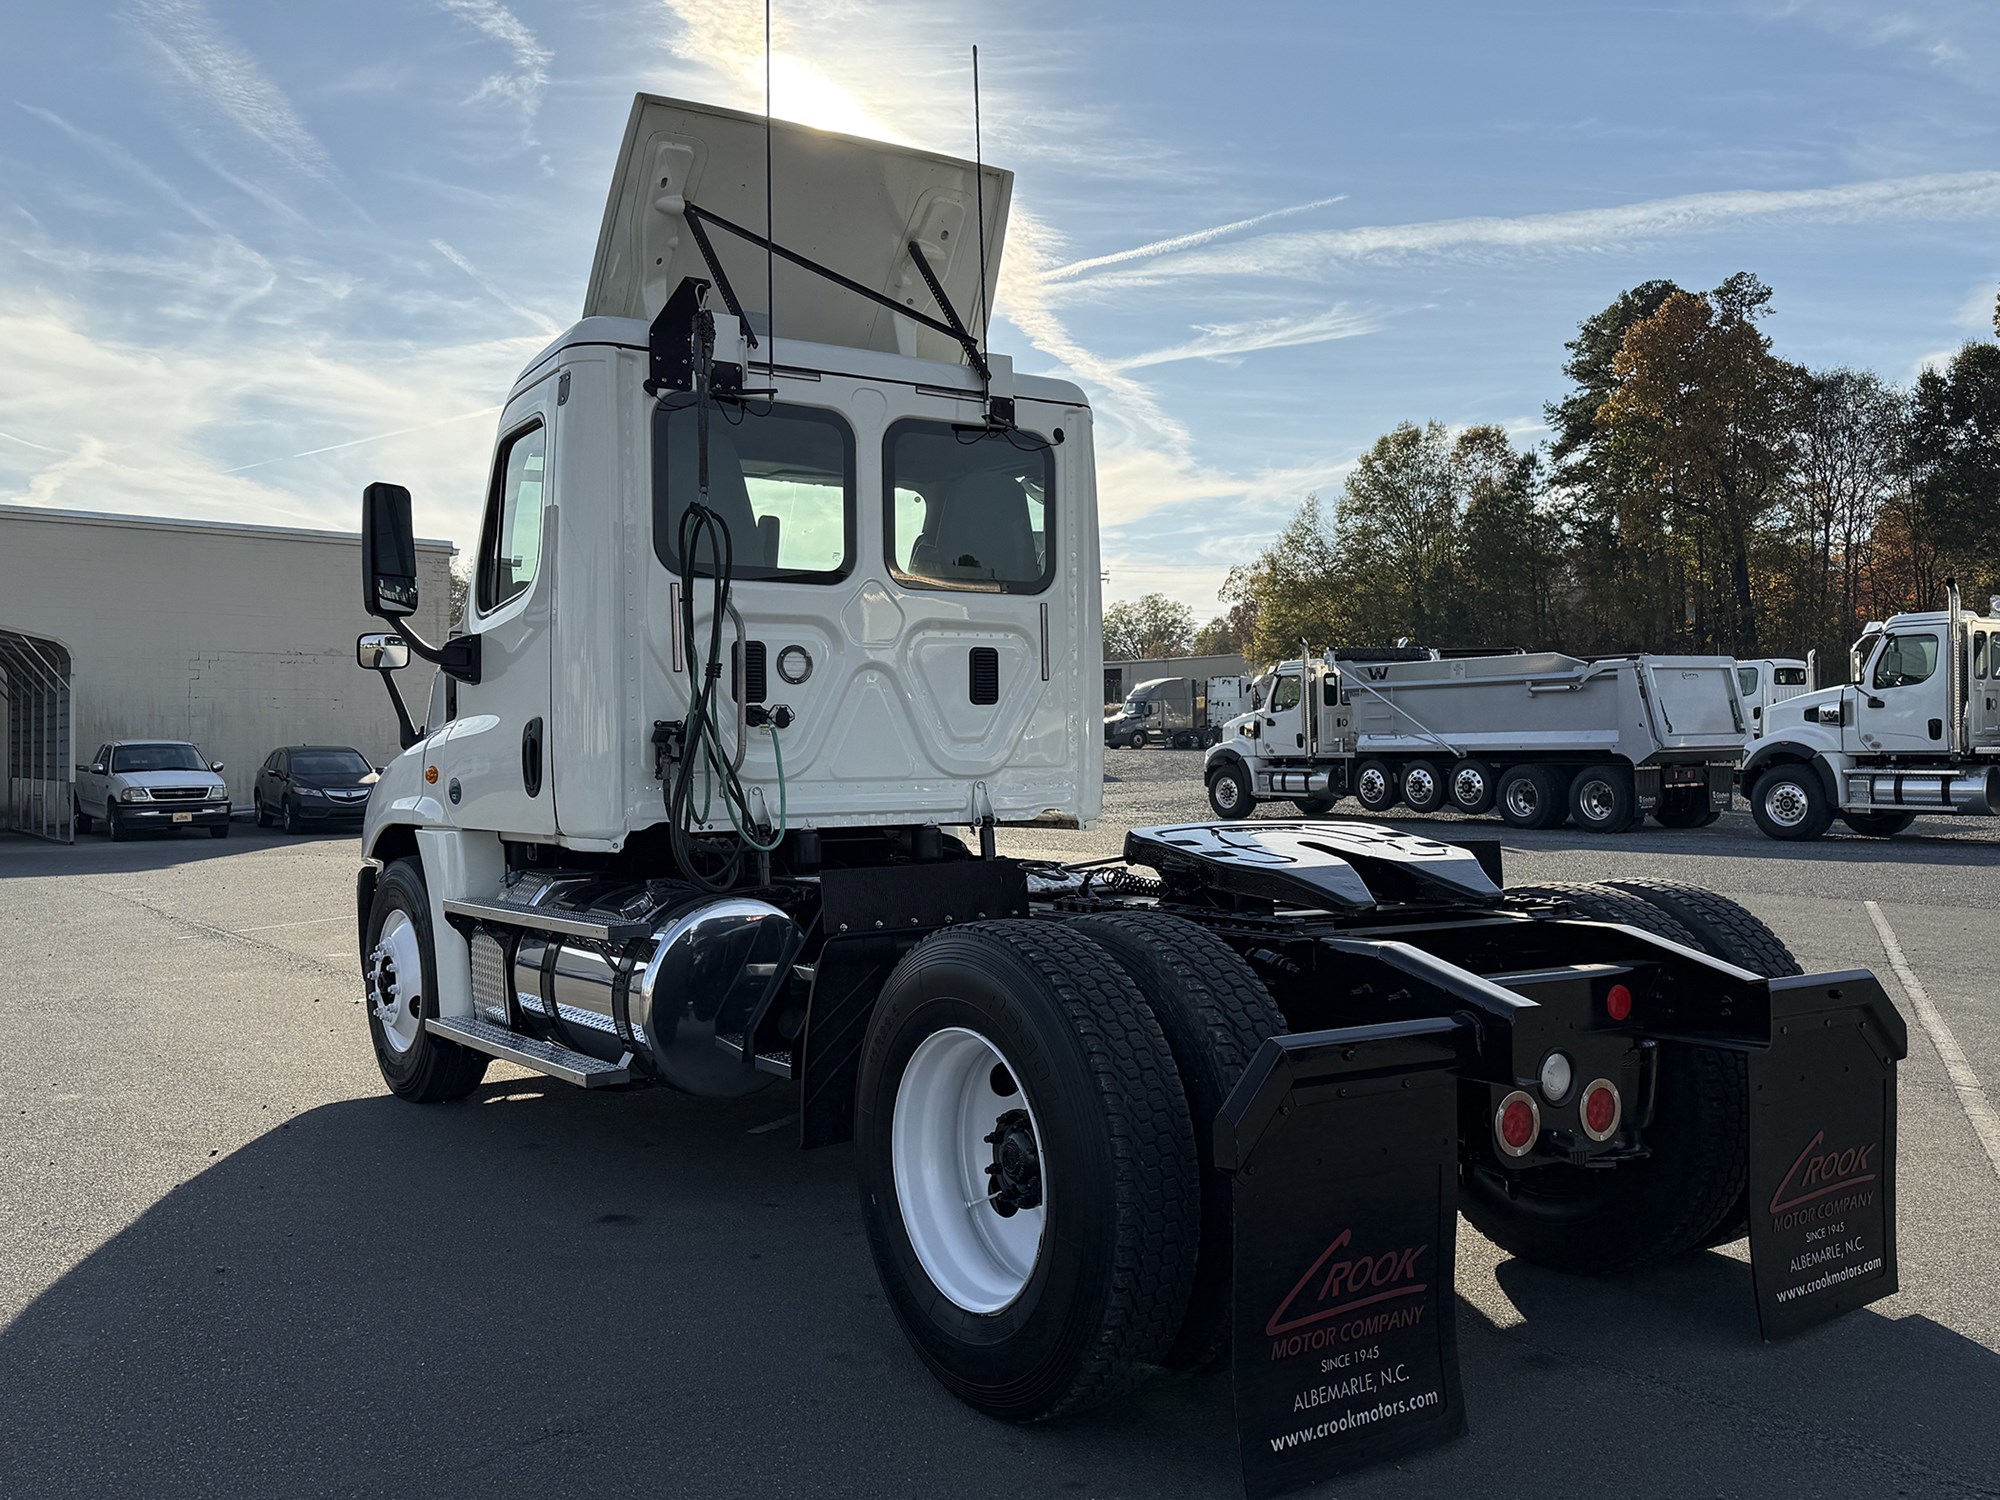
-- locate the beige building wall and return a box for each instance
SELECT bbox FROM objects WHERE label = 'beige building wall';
[0,505,455,810]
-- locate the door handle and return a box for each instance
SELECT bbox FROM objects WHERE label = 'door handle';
[521,717,544,798]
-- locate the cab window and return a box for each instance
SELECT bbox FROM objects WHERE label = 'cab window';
[887,421,1054,594]
[1773,667,1808,687]
[1270,675,1302,712]
[1737,666,1759,696]
[1872,632,1939,690]
[1976,633,1989,681]
[653,400,854,582]
[477,421,546,612]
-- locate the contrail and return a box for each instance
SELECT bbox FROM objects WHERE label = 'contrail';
[1041,195,1347,282]
[221,407,501,473]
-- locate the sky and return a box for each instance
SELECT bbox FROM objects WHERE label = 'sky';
[3,1,1998,625]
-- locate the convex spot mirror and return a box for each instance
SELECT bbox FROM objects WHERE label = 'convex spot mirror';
[210,761,224,773]
[362,481,420,618]
[358,632,412,671]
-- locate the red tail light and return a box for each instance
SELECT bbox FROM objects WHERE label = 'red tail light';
[1605,983,1633,1022]
[1494,1090,1540,1158]
[1580,1079,1622,1142]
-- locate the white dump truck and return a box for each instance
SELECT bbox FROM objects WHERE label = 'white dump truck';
[1202,645,1745,832]
[346,95,1906,1495]
[1740,585,2000,839]
[1736,655,1814,738]
[1103,673,1252,748]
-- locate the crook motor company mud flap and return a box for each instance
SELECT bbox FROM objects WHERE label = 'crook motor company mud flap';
[1214,967,1907,1499]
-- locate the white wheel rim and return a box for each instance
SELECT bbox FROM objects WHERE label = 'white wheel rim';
[1214,775,1241,811]
[892,1026,1047,1314]
[1764,780,1810,828]
[1359,767,1387,802]
[1406,767,1435,803]
[367,909,425,1054]
[1506,780,1538,818]
[1578,778,1616,823]
[1453,767,1485,805]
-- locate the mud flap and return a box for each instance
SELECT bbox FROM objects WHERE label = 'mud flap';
[1746,971,1909,1340]
[1217,1018,1468,1499]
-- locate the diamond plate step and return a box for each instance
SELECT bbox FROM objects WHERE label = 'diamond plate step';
[426,1014,632,1087]
[441,897,651,946]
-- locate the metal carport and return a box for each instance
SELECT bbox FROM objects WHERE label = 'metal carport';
[0,628,74,842]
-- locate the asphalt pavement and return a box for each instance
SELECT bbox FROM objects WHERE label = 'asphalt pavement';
[2,754,1996,1500]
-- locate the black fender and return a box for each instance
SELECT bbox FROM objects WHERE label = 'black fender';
[1742,743,1839,805]
[1205,744,1253,785]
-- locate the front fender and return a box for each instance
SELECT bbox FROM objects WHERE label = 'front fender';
[1742,737,1840,804]
[361,737,449,861]
[1204,741,1252,782]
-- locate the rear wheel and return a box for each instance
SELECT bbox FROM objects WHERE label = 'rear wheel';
[1401,759,1446,813]
[1749,763,1833,841]
[364,858,490,1103]
[1497,764,1564,830]
[1464,882,1746,1271]
[1354,758,1399,814]
[1207,761,1254,820]
[1069,913,1286,1370]
[255,797,274,828]
[1840,810,1916,837]
[1568,764,1637,833]
[856,922,1199,1420]
[1449,759,1497,815]
[1293,794,1336,816]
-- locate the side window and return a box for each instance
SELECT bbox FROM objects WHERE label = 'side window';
[1976,633,1988,681]
[477,421,547,613]
[1872,632,1939,690]
[1271,675,1302,712]
[1323,676,1340,707]
[1737,666,1759,696]
[887,420,1054,594]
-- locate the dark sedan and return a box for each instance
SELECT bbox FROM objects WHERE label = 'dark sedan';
[253,746,379,834]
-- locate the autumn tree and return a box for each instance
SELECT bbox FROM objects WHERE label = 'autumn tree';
[1100,592,1196,659]
[1906,339,2000,608]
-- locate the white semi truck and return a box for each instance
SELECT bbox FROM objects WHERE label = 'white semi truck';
[347,95,1906,1493]
[1736,655,1814,738]
[1202,645,1745,832]
[1739,585,2000,840]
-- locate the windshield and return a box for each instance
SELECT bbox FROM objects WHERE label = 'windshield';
[1737,667,1760,695]
[111,743,205,773]
[292,749,372,780]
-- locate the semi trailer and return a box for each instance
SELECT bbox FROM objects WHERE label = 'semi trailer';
[1741,585,2000,840]
[349,95,1906,1497]
[1203,645,1746,832]
[1104,673,1252,748]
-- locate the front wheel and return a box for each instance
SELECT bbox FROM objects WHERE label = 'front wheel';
[282,798,304,835]
[107,804,130,842]
[856,922,1199,1420]
[208,822,229,839]
[73,801,93,835]
[1749,763,1833,841]
[1840,810,1916,837]
[364,858,490,1102]
[1207,762,1255,820]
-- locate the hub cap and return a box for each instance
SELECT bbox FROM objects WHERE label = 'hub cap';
[1763,779,1810,828]
[1505,781,1539,819]
[1577,778,1617,823]
[366,909,424,1055]
[1358,767,1389,803]
[1453,766,1486,805]
[1405,767,1436,804]
[892,1027,1048,1314]
[1213,774,1242,812]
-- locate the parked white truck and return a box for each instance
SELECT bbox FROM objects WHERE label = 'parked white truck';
[345,95,1907,1494]
[72,739,231,840]
[1103,673,1251,748]
[1203,645,1745,832]
[1739,585,2000,839]
[1736,655,1814,738]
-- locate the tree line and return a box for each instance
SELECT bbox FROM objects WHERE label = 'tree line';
[1105,274,1999,673]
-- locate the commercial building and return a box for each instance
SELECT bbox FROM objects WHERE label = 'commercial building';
[0,504,455,839]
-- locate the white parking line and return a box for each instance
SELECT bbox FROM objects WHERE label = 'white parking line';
[1865,900,2000,1185]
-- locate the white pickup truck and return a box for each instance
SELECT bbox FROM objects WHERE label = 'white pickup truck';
[73,739,232,840]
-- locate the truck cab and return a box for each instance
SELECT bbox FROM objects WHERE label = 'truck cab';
[1741,587,2000,839]
[1735,656,1813,738]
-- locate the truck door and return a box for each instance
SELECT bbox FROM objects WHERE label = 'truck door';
[1737,664,1765,735]
[1264,670,1305,753]
[1971,627,2000,749]
[1855,628,1944,755]
[452,380,558,836]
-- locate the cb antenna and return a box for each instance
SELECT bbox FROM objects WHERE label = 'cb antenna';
[763,0,775,375]
[972,44,989,373]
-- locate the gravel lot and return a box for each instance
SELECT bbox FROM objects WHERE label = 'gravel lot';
[3,753,1996,1499]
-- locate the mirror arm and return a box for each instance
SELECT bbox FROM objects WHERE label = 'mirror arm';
[375,667,423,750]
[370,611,482,684]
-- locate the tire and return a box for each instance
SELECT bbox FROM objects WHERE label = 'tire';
[1841,810,1916,837]
[1568,764,1637,833]
[1068,913,1287,1370]
[855,921,1200,1421]
[283,798,304,835]
[363,858,490,1103]
[1652,790,1718,829]
[1354,758,1399,814]
[1749,762,1833,841]
[1463,882,1746,1271]
[1601,878,1805,1249]
[1207,761,1254,820]
[255,798,274,828]
[1293,794,1337,816]
[1497,764,1564,829]
[107,804,129,842]
[73,801,93,835]
[1401,759,1447,814]
[1449,759,1497,815]
[1130,729,1151,749]
[209,822,229,839]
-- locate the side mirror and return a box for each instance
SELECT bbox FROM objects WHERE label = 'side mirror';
[358,632,412,671]
[90,762,105,775]
[210,761,224,773]
[362,482,420,618]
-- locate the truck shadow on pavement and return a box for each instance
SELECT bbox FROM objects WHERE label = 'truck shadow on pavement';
[0,826,357,880]
[2,1079,1993,1500]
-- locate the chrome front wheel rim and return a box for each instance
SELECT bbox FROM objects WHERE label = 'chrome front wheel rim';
[366,909,425,1055]
[1763,780,1810,829]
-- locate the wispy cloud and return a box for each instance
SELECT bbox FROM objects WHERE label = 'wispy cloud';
[1044,196,1347,283]
[124,0,336,182]
[1055,170,2000,290]
[430,238,561,335]
[15,103,230,236]
[438,0,553,136]
[1113,304,1379,370]
[1760,0,2000,89]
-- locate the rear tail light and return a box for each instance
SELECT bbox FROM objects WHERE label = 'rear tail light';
[1580,1079,1622,1142]
[1605,983,1633,1021]
[1494,1090,1540,1158]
